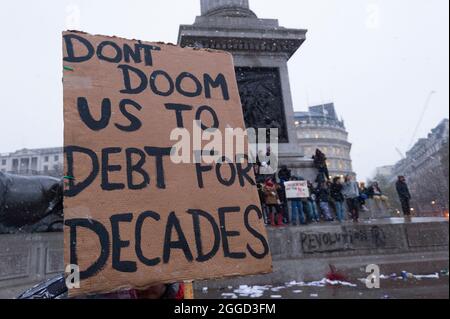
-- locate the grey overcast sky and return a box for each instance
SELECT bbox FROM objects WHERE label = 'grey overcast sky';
[0,0,448,180]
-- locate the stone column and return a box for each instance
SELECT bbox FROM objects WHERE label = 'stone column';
[180,0,316,177]
[201,0,250,15]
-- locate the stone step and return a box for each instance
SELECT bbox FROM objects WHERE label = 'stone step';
[198,217,449,288]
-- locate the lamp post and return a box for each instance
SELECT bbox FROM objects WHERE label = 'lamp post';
[431,200,437,217]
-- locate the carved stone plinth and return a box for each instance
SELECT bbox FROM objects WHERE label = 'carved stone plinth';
[179,0,313,173]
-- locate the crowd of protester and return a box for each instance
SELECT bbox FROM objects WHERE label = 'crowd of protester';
[256,173,377,226]
[254,149,402,227]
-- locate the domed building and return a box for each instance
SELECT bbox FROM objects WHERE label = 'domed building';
[295,103,355,178]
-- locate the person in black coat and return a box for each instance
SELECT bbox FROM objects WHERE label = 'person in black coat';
[278,165,292,183]
[276,179,289,224]
[312,149,330,181]
[316,182,333,221]
[330,177,345,222]
[305,181,320,222]
[396,176,412,216]
[368,182,383,198]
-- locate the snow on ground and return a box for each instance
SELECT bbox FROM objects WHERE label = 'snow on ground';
[230,285,272,298]
[413,273,440,280]
[221,293,238,299]
[221,278,357,299]
[220,271,445,299]
[359,272,442,284]
[285,278,357,288]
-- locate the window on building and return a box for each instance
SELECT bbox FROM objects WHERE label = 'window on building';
[1,159,6,166]
[44,156,49,162]
[54,155,59,161]
[12,159,18,170]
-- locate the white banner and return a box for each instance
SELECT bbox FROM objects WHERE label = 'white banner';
[285,181,310,199]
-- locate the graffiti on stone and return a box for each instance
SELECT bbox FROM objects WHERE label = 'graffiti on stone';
[300,226,387,254]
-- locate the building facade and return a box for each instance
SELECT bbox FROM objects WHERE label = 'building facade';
[0,147,63,177]
[392,119,449,215]
[295,103,354,177]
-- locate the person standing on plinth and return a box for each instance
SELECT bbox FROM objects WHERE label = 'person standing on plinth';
[330,176,345,222]
[317,181,334,222]
[277,165,291,224]
[263,177,284,227]
[312,149,330,182]
[343,175,360,222]
[396,176,412,217]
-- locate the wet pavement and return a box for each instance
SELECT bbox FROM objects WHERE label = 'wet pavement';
[196,274,449,299]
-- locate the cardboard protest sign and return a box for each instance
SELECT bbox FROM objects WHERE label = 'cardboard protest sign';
[285,181,309,199]
[63,31,272,297]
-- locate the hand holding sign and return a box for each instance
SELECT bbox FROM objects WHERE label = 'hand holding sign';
[63,31,272,297]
